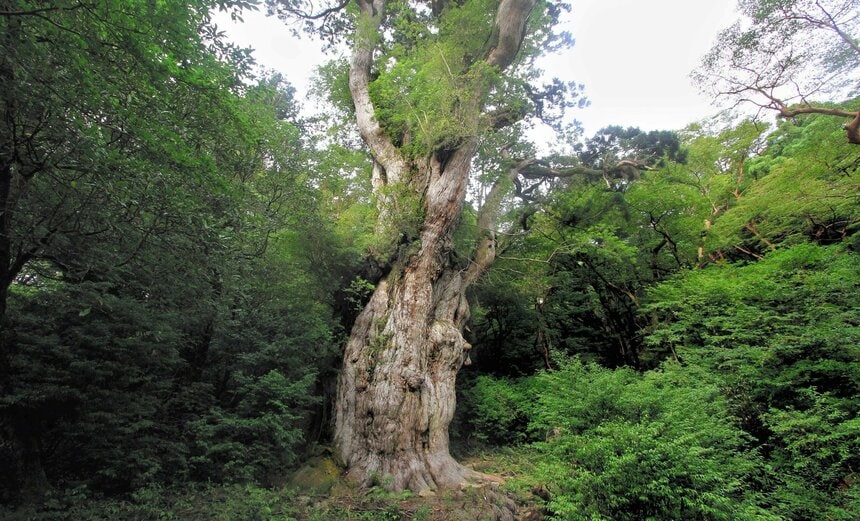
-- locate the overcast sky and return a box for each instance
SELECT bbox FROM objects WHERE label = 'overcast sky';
[216,0,739,135]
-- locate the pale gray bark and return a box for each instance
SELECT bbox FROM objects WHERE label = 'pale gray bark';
[334,0,536,491]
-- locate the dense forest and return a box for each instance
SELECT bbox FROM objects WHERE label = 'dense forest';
[1,0,858,520]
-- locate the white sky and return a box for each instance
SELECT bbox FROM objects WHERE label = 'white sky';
[216,0,739,135]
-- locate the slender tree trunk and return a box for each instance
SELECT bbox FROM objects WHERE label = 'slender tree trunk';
[0,165,13,391]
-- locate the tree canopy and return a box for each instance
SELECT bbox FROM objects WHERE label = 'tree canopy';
[696,0,860,143]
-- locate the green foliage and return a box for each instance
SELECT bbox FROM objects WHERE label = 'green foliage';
[0,483,301,521]
[344,277,377,313]
[312,58,356,117]
[374,181,427,247]
[466,279,543,376]
[369,0,499,156]
[528,361,771,520]
[466,243,858,519]
[478,131,697,369]
[6,280,187,493]
[188,370,317,483]
[3,222,341,493]
[465,360,771,520]
[644,243,860,518]
[534,419,770,521]
[762,392,860,520]
[644,243,859,402]
[463,110,858,518]
[467,376,534,444]
[361,0,574,158]
[0,480,423,521]
[0,0,346,500]
[708,110,860,253]
[577,126,688,171]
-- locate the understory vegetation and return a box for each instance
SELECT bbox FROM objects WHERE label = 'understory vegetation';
[2,0,858,520]
[455,115,860,520]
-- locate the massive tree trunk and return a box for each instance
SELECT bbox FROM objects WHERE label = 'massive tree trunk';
[334,145,478,491]
[333,0,536,491]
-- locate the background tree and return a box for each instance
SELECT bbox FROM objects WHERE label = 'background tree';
[460,112,858,519]
[0,0,344,500]
[463,127,691,370]
[696,0,860,143]
[706,111,860,256]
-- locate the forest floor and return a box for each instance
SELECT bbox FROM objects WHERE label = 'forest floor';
[0,450,548,521]
[282,451,546,520]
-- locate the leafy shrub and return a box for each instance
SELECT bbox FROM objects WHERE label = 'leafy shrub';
[520,360,771,520]
[644,243,860,519]
[187,371,318,484]
[761,392,860,520]
[466,360,771,519]
[0,484,299,521]
[467,375,535,444]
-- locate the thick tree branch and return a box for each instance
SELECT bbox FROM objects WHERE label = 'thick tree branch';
[465,158,529,285]
[485,0,536,69]
[349,0,407,185]
[518,158,653,181]
[778,106,860,144]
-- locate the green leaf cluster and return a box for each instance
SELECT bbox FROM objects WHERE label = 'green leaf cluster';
[708,110,860,252]
[369,0,499,156]
[0,0,350,500]
[643,243,859,518]
[465,360,772,520]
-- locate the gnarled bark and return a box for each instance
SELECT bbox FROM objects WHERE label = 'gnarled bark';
[334,141,479,490]
[334,0,536,491]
